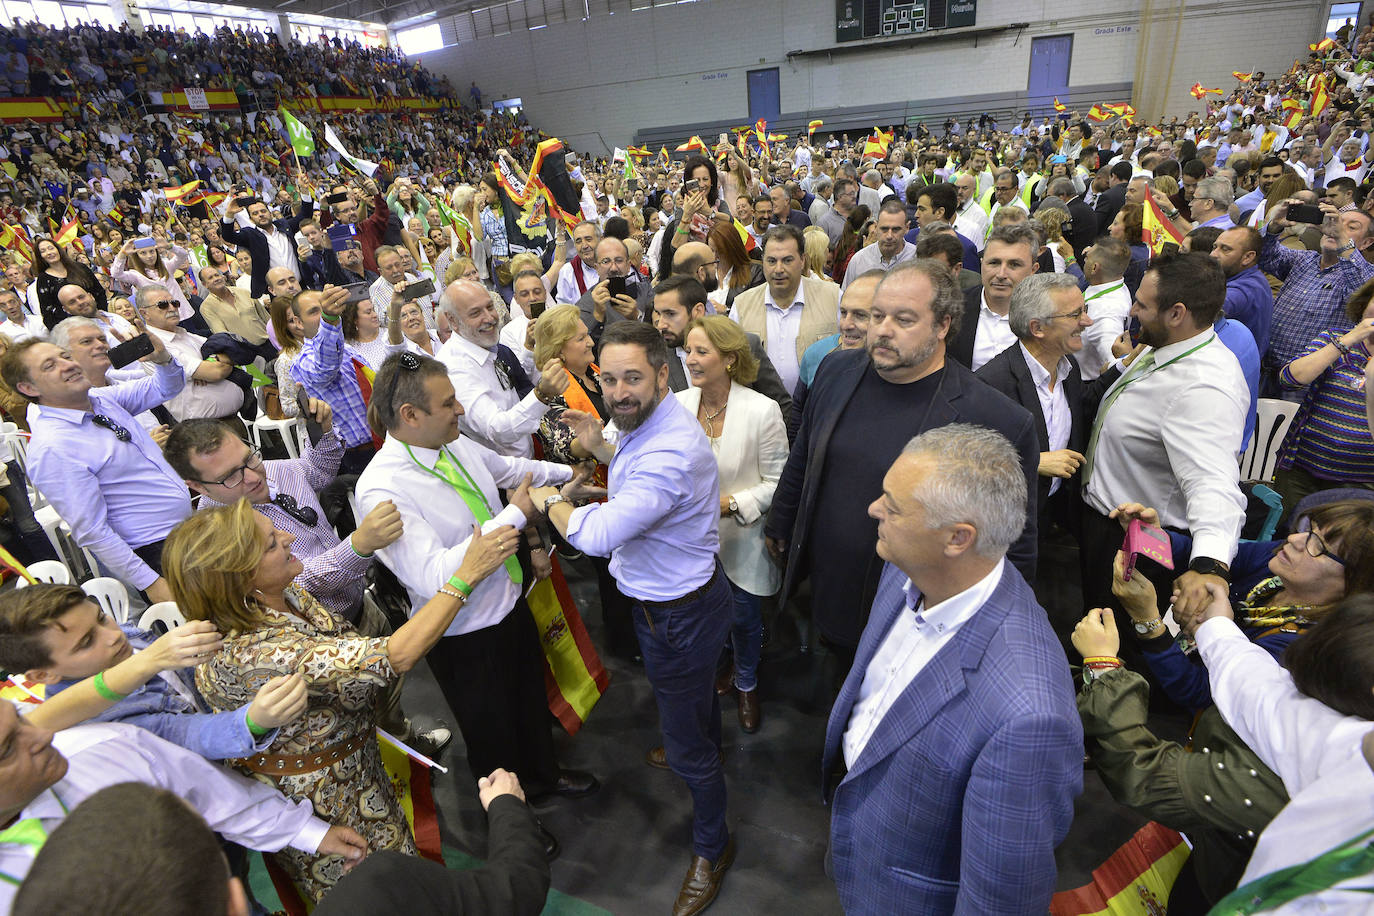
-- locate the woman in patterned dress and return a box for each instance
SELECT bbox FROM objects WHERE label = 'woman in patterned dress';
[162,498,519,901]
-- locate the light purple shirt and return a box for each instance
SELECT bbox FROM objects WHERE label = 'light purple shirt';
[566,393,720,601]
[27,361,191,589]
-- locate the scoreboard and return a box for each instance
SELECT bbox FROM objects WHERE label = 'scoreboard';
[835,0,977,43]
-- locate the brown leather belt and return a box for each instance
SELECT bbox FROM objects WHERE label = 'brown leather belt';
[234,731,370,775]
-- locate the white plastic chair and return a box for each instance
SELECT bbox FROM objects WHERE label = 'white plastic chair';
[81,577,131,624]
[250,385,305,459]
[13,559,72,587]
[138,601,187,634]
[1239,398,1297,483]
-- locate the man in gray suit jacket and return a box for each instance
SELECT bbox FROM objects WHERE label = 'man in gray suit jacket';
[575,236,652,345]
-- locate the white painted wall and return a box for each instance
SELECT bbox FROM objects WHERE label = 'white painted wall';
[416,0,1328,155]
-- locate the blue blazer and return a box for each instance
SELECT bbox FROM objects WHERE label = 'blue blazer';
[822,562,1083,915]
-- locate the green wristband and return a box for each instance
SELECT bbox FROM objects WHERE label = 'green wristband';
[93,670,127,701]
[245,712,271,737]
[448,575,474,597]
[321,313,341,324]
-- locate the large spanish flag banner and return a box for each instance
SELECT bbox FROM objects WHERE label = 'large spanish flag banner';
[1051,821,1190,916]
[528,555,610,734]
[1142,193,1184,257]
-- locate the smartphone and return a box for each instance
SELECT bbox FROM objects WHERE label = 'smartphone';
[719,132,728,145]
[607,275,628,298]
[683,179,700,192]
[296,390,323,447]
[1288,203,1324,225]
[133,237,156,250]
[325,192,350,205]
[342,281,370,304]
[1121,519,1175,582]
[107,334,154,369]
[400,278,435,301]
[234,196,255,208]
[327,223,357,252]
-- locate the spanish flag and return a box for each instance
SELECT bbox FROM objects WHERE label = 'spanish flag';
[1312,75,1331,118]
[1233,71,1254,81]
[675,136,707,153]
[658,145,670,166]
[808,119,823,140]
[627,145,650,158]
[528,556,610,733]
[754,118,769,157]
[1142,191,1184,256]
[1280,97,1304,129]
[1053,97,1066,112]
[1050,822,1189,916]
[55,217,80,248]
[1190,83,1222,99]
[1086,104,1112,122]
[1310,38,1337,52]
[162,179,201,204]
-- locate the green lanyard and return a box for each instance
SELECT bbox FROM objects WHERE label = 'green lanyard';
[404,443,522,584]
[405,444,495,518]
[0,791,69,886]
[1211,824,1374,914]
[1110,334,1216,401]
[1084,282,1124,303]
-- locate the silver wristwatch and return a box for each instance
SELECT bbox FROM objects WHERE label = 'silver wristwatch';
[1133,617,1165,636]
[543,494,569,514]
[728,496,739,515]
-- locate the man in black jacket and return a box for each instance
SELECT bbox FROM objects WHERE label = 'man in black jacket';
[765,259,1039,676]
[1043,176,1097,263]
[220,193,315,298]
[1093,161,1133,238]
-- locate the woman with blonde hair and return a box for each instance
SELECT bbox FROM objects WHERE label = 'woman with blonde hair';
[674,314,787,732]
[802,225,830,279]
[164,498,516,902]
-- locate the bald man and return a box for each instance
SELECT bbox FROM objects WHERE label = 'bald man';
[58,284,135,345]
[264,267,301,302]
[435,279,569,458]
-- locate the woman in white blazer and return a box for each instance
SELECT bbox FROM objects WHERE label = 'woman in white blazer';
[675,315,788,733]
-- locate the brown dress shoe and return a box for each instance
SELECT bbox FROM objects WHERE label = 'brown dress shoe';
[672,834,736,916]
[714,667,736,696]
[737,689,760,733]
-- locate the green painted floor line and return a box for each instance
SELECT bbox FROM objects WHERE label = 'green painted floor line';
[247,844,612,915]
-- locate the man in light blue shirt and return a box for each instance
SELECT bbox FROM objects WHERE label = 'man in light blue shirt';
[5,334,190,603]
[532,320,736,916]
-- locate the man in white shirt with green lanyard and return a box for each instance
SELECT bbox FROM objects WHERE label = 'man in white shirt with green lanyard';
[1077,238,1133,380]
[1079,252,1249,651]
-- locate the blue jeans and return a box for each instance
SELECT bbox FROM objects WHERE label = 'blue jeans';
[630,562,733,860]
[728,582,763,693]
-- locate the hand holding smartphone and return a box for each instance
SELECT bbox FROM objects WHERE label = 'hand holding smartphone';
[296,391,324,447]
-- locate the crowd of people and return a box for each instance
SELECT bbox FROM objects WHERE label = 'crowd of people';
[0,9,1371,916]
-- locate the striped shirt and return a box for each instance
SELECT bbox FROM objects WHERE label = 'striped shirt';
[1278,331,1374,482]
[480,205,509,257]
[289,318,371,449]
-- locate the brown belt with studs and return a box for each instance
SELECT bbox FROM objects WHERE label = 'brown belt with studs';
[234,730,370,776]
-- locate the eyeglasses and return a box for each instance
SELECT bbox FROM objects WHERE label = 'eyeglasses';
[142,300,178,311]
[194,445,264,488]
[1046,307,1086,321]
[1301,529,1346,566]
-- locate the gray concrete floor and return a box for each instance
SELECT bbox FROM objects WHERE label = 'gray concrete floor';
[400,538,1171,915]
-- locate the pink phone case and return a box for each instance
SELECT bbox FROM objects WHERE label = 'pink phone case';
[1121,519,1174,581]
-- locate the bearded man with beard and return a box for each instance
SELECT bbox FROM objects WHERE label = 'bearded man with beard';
[530,319,738,916]
[763,259,1040,679]
[652,266,792,424]
[1077,252,1249,652]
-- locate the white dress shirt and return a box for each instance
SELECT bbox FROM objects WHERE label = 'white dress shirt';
[95,310,135,347]
[261,223,300,279]
[955,200,990,250]
[145,324,243,421]
[971,291,1017,371]
[738,283,805,395]
[0,313,46,342]
[555,258,599,304]
[0,722,328,910]
[354,434,572,636]
[1083,330,1248,563]
[436,331,546,458]
[843,560,1005,768]
[1020,344,1072,495]
[499,309,536,379]
[1077,280,1132,380]
[1195,616,1374,913]
[840,240,917,292]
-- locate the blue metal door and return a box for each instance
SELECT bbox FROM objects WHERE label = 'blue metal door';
[748,68,780,124]
[1027,35,1072,119]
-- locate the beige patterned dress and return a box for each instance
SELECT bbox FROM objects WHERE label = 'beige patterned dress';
[194,588,416,901]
